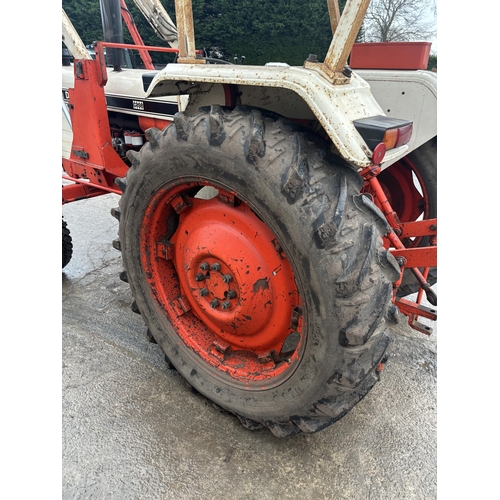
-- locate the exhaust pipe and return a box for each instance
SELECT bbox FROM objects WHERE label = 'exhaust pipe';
[99,0,131,70]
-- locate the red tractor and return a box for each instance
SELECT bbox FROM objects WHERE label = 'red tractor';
[62,0,436,437]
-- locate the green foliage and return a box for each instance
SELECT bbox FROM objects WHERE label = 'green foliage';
[63,0,354,66]
[63,0,103,45]
[427,53,437,71]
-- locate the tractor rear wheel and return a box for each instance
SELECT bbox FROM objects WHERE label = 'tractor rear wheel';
[114,106,401,436]
[62,218,73,269]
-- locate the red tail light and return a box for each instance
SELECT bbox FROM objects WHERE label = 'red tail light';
[353,116,413,163]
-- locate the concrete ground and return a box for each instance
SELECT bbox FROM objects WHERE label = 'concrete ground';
[62,192,437,500]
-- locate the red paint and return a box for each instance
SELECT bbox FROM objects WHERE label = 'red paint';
[120,0,155,70]
[363,155,430,247]
[223,84,237,108]
[350,42,432,70]
[372,142,386,164]
[361,160,437,332]
[140,181,303,382]
[62,55,129,194]
[390,246,437,268]
[138,117,171,132]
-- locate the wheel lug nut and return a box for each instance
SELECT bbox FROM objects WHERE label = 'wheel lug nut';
[200,262,209,271]
[211,262,221,271]
[199,288,209,297]
[221,301,231,310]
[222,274,233,283]
[226,290,237,299]
[195,273,206,281]
[210,299,219,308]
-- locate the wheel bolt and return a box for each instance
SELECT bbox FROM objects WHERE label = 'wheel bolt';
[199,288,209,297]
[222,274,233,283]
[195,273,206,282]
[226,290,237,299]
[221,301,231,310]
[211,262,221,271]
[200,262,210,271]
[210,299,219,308]
[396,256,407,267]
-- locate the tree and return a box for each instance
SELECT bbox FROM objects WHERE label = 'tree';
[427,53,437,71]
[62,0,353,66]
[362,0,436,42]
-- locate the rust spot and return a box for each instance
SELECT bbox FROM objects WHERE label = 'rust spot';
[252,278,269,293]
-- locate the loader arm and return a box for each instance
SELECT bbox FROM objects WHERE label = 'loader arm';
[131,0,178,47]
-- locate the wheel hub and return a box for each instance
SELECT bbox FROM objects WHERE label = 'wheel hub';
[141,181,303,382]
[173,197,293,350]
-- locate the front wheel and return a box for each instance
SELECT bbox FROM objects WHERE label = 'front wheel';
[115,107,401,436]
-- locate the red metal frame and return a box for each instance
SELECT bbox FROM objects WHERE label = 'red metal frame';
[62,40,186,205]
[119,0,155,70]
[62,0,193,204]
[361,164,437,334]
[62,44,128,204]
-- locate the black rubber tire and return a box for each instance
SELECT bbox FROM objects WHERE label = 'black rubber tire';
[62,218,73,269]
[392,137,437,297]
[114,106,402,437]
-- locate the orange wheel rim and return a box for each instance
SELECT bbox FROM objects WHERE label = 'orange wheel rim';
[140,179,304,383]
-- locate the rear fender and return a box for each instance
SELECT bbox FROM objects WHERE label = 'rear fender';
[145,64,409,169]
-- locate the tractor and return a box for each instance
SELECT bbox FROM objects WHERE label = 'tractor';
[62,0,437,437]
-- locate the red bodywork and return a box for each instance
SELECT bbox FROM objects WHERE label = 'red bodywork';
[62,41,184,204]
[62,44,127,202]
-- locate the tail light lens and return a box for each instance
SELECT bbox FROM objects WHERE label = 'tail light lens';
[382,123,413,149]
[353,116,413,162]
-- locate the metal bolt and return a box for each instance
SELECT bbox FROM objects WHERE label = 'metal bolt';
[222,274,233,283]
[396,256,407,268]
[210,299,219,309]
[221,301,231,310]
[199,288,209,297]
[226,290,237,299]
[200,262,210,271]
[211,262,221,271]
[307,53,318,63]
[195,273,206,282]
[430,224,437,231]
[342,65,352,78]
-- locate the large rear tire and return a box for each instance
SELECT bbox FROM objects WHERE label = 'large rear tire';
[114,107,401,436]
